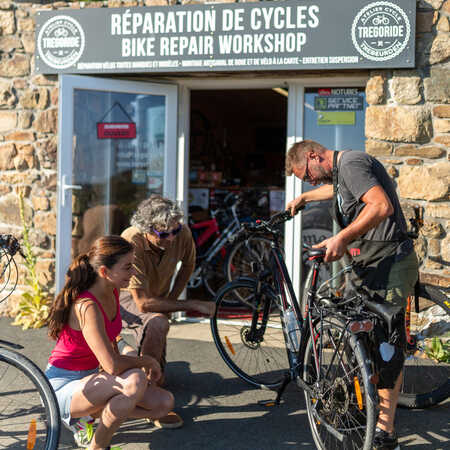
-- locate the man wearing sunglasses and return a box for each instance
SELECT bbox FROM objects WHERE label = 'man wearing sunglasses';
[285,140,418,450]
[119,194,215,429]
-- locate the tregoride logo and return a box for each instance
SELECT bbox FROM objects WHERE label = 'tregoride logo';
[37,15,85,69]
[351,1,410,62]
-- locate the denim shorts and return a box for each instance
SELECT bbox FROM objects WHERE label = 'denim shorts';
[45,364,98,426]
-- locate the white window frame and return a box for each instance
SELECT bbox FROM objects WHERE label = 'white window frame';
[56,74,178,292]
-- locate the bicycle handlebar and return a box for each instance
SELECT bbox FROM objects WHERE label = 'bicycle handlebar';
[237,206,305,238]
[0,234,24,258]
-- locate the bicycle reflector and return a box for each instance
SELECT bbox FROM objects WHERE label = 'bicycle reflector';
[27,418,37,449]
[224,336,236,355]
[353,377,364,410]
[349,319,373,334]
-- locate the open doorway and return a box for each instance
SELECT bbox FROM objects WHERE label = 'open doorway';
[187,88,287,299]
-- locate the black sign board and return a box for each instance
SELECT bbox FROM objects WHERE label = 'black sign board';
[35,0,416,74]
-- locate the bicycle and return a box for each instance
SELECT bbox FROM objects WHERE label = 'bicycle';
[211,211,449,449]
[0,235,60,450]
[212,211,385,449]
[188,192,271,298]
[302,214,450,409]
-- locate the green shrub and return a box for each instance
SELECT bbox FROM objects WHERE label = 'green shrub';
[12,193,51,329]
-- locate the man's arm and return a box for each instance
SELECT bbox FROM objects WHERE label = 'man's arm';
[315,185,394,262]
[286,185,333,215]
[130,288,214,316]
[167,231,196,300]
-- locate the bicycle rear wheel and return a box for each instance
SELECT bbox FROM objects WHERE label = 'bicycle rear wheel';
[202,253,228,298]
[303,319,376,450]
[211,279,288,388]
[0,347,60,450]
[399,284,450,408]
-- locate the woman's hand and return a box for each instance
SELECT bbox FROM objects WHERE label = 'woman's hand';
[140,355,162,383]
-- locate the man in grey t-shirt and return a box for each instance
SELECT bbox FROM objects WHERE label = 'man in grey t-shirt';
[285,140,418,450]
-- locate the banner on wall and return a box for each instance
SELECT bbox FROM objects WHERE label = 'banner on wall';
[35,0,416,74]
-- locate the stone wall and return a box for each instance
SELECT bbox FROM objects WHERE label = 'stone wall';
[365,0,450,288]
[0,0,448,315]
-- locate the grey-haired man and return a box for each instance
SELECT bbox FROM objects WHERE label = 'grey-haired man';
[119,195,215,428]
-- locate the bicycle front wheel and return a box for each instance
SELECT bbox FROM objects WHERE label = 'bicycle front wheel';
[211,279,288,388]
[303,319,377,450]
[225,237,272,282]
[399,284,450,409]
[0,347,60,450]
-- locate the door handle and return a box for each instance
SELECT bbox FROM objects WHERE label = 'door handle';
[61,174,82,207]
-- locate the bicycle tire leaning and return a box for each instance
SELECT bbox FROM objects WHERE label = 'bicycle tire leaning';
[399,283,450,409]
[0,346,61,450]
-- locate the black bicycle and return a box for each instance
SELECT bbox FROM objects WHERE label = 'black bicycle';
[212,212,386,449]
[0,235,60,450]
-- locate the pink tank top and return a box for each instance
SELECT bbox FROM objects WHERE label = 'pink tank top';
[48,289,122,371]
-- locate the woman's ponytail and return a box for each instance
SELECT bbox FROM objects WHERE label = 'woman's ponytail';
[47,253,97,340]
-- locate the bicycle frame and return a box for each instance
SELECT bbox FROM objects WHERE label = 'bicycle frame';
[189,201,242,289]
[240,213,377,400]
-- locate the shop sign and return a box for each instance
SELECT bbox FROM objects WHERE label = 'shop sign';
[97,122,137,139]
[314,96,364,111]
[35,0,415,74]
[317,112,356,126]
[97,101,136,139]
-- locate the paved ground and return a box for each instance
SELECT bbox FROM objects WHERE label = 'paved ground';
[1,317,449,449]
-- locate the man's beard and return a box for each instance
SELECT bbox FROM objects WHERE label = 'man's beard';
[315,166,332,184]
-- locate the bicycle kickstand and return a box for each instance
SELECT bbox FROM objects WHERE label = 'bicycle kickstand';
[275,372,292,405]
[260,372,292,407]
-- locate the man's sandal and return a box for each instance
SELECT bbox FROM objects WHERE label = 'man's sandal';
[146,411,184,429]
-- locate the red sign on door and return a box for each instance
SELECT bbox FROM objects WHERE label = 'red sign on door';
[97,122,136,139]
[318,88,332,96]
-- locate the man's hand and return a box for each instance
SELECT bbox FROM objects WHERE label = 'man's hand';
[141,355,162,383]
[313,234,348,263]
[190,300,216,317]
[286,195,305,217]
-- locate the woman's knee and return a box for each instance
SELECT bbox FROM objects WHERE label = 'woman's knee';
[122,369,147,399]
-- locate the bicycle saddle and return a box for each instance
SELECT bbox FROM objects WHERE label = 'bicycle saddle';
[306,248,326,258]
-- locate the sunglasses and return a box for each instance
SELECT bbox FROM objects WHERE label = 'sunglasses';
[303,158,313,183]
[152,224,182,239]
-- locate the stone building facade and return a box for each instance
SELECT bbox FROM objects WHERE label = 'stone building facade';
[0,0,448,313]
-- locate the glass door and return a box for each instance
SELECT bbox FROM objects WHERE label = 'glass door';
[57,75,177,291]
[285,83,366,298]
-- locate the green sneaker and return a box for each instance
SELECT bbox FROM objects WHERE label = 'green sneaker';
[64,416,95,448]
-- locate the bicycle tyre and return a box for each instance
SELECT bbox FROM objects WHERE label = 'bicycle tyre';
[303,319,377,450]
[399,283,450,409]
[225,237,272,282]
[0,347,60,450]
[202,253,228,298]
[211,279,288,389]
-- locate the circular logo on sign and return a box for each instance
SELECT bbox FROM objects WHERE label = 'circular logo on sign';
[37,15,85,69]
[351,1,410,62]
